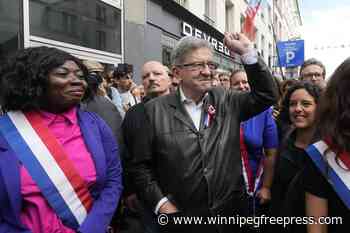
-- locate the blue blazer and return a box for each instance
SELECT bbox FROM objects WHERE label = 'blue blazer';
[0,109,123,233]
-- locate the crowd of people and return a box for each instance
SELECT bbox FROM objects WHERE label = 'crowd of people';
[0,31,349,233]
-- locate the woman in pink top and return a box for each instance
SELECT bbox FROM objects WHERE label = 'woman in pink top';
[0,47,123,233]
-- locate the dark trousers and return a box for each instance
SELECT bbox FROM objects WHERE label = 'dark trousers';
[158,179,245,233]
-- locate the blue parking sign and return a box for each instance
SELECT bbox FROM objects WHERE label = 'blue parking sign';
[277,40,304,67]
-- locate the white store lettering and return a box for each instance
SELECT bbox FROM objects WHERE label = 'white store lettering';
[181,22,230,56]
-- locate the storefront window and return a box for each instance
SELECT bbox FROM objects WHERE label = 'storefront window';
[0,0,23,60]
[214,52,239,71]
[162,46,172,67]
[29,0,121,54]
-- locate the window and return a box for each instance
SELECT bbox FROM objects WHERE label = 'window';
[204,0,216,26]
[261,35,265,58]
[96,4,107,23]
[96,30,106,50]
[268,43,273,68]
[267,5,272,24]
[0,0,23,60]
[225,1,234,32]
[279,22,282,39]
[29,0,121,54]
[174,0,186,7]
[240,14,245,32]
[162,46,172,67]
[260,11,265,22]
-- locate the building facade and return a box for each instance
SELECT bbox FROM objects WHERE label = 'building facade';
[0,0,123,66]
[124,0,302,82]
[0,0,302,82]
[124,0,243,83]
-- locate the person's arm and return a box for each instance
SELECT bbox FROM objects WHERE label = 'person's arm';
[123,106,177,214]
[258,148,277,204]
[78,118,123,233]
[0,222,31,233]
[258,108,279,204]
[224,33,278,121]
[306,192,328,233]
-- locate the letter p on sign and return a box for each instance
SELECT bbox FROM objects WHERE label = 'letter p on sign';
[286,51,295,64]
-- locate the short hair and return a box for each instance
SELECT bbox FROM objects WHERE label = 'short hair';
[83,60,104,73]
[230,69,245,79]
[279,81,322,125]
[218,72,231,78]
[0,46,91,112]
[113,63,133,79]
[300,58,326,77]
[171,36,213,65]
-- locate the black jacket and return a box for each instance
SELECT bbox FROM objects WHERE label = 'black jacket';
[129,58,277,214]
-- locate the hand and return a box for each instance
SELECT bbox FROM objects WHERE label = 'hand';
[224,32,253,56]
[272,108,280,120]
[257,187,271,205]
[124,193,139,212]
[159,201,179,214]
[123,104,130,112]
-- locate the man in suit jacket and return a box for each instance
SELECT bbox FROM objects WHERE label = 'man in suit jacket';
[129,33,278,233]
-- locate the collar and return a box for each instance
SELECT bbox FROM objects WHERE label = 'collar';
[179,86,207,106]
[38,107,78,126]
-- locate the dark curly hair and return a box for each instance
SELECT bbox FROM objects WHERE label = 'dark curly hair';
[279,81,322,125]
[0,46,91,112]
[317,57,350,154]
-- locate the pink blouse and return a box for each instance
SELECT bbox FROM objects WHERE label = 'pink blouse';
[20,107,97,233]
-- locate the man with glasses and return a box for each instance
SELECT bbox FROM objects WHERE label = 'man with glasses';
[129,33,277,233]
[299,58,326,89]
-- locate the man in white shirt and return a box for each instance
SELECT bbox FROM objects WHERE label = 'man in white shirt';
[112,63,137,114]
[129,33,277,233]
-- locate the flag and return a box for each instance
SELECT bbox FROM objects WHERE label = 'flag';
[242,0,263,41]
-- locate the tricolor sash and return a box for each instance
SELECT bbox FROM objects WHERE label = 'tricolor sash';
[306,140,350,210]
[240,126,264,197]
[0,111,93,230]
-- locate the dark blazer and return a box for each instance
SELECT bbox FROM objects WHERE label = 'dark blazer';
[0,109,123,233]
[129,58,278,215]
[82,95,123,141]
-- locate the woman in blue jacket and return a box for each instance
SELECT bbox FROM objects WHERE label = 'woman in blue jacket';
[0,47,122,233]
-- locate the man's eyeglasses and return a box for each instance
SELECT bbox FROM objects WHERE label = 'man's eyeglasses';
[176,61,219,71]
[301,72,324,80]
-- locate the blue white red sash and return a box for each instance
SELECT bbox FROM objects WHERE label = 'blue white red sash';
[240,126,264,197]
[306,140,350,210]
[0,111,93,229]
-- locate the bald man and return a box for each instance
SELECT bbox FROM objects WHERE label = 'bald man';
[121,61,172,233]
[141,61,171,98]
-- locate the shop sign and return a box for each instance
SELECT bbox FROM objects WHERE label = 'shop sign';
[181,22,231,57]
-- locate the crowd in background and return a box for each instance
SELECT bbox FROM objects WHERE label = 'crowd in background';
[0,32,349,233]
